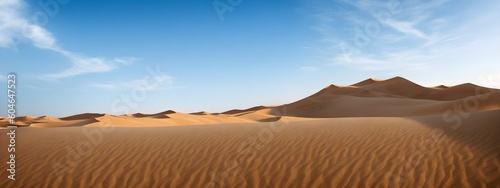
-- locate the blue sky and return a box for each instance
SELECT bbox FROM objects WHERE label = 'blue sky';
[1,0,499,117]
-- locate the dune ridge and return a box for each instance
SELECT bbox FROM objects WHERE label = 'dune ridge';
[2,77,498,128]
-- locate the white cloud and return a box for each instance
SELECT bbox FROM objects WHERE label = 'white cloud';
[0,0,136,80]
[40,51,137,80]
[0,0,26,47]
[23,25,56,49]
[342,5,499,84]
[343,0,432,39]
[313,1,472,67]
[0,74,4,80]
[306,0,500,86]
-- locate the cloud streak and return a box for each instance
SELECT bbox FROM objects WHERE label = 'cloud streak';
[310,1,465,68]
[383,19,427,39]
[0,0,135,80]
[309,0,500,85]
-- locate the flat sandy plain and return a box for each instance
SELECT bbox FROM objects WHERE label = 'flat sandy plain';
[1,77,499,187]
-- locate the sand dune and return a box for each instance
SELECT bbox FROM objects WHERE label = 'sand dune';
[279,91,500,118]
[2,77,497,128]
[355,77,497,101]
[0,77,498,187]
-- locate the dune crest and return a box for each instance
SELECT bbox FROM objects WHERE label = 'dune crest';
[351,77,383,86]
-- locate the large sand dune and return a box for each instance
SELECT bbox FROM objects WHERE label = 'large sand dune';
[0,77,499,187]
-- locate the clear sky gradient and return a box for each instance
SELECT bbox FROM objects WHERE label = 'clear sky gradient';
[1,0,499,117]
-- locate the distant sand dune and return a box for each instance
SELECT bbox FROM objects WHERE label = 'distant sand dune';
[1,77,497,128]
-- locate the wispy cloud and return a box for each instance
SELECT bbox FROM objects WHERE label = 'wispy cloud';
[309,0,486,73]
[383,19,427,39]
[308,0,500,85]
[0,0,136,80]
[336,0,448,40]
[40,52,137,80]
[89,75,173,91]
[0,74,4,81]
